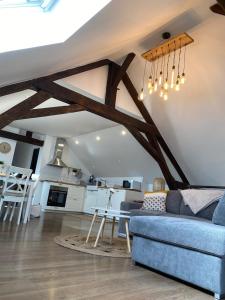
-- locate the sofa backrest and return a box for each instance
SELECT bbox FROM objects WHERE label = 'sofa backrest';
[166,190,219,220]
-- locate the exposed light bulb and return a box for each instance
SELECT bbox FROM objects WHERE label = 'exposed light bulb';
[159,71,163,85]
[121,130,126,136]
[160,87,164,98]
[154,79,158,92]
[163,91,168,101]
[148,76,152,89]
[175,80,180,91]
[164,79,169,90]
[96,136,101,141]
[75,140,79,145]
[181,72,186,84]
[139,88,144,101]
[149,87,153,95]
[171,66,175,88]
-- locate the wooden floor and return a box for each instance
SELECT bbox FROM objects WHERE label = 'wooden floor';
[0,212,213,300]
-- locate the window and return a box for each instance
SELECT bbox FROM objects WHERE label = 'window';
[0,0,111,53]
[0,0,57,11]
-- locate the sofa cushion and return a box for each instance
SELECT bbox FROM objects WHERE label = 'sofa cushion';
[213,195,225,226]
[180,200,219,220]
[129,216,225,257]
[142,192,167,211]
[166,190,182,214]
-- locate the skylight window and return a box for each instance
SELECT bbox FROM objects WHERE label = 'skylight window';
[0,0,111,53]
[0,0,57,11]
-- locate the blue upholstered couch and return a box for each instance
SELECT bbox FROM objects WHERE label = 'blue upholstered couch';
[119,190,225,300]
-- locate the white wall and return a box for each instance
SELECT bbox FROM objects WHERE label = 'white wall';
[0,126,19,165]
[68,125,165,190]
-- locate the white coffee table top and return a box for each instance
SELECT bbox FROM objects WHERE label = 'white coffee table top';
[90,206,130,215]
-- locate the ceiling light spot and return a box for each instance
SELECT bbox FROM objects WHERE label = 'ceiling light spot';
[96,136,101,141]
[121,130,127,135]
[75,140,79,145]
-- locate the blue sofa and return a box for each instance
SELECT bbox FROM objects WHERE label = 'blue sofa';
[120,190,225,300]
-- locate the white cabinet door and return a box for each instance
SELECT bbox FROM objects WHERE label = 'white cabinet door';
[83,190,98,213]
[111,190,126,210]
[66,186,85,212]
[96,188,110,208]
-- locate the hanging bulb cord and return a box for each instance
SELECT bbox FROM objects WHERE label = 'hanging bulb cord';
[142,60,147,89]
[166,44,171,80]
[182,44,187,74]
[177,39,182,76]
[155,50,159,80]
[172,41,176,67]
[160,47,163,73]
[149,53,153,79]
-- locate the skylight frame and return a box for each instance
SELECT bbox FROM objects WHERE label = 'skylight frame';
[0,0,57,11]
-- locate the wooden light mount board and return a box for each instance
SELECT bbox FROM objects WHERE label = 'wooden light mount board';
[142,32,194,62]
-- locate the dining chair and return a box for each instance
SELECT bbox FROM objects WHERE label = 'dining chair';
[0,166,32,225]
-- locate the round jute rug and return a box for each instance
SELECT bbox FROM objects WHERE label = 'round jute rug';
[54,234,131,258]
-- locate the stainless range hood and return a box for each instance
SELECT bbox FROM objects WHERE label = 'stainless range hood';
[48,138,68,168]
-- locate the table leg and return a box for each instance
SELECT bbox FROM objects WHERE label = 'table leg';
[125,219,131,253]
[94,216,106,248]
[86,209,98,244]
[110,217,116,244]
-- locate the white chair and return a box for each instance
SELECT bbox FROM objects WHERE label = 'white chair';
[0,166,32,225]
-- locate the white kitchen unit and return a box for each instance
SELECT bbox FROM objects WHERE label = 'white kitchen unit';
[83,186,144,214]
[40,181,85,212]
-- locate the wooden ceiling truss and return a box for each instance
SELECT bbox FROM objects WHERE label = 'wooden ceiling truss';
[0,54,190,189]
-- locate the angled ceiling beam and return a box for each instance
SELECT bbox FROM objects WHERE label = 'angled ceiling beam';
[34,80,156,135]
[105,62,118,107]
[111,53,135,90]
[18,104,84,120]
[0,130,44,146]
[0,91,50,129]
[121,71,189,185]
[105,53,135,108]
[0,59,110,97]
[127,126,177,189]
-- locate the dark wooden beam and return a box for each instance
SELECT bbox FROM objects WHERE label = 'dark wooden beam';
[18,104,84,120]
[0,80,34,97]
[0,130,44,146]
[26,131,33,138]
[127,126,177,189]
[105,63,118,107]
[121,71,189,185]
[0,91,50,129]
[111,53,135,90]
[0,59,110,97]
[34,80,156,135]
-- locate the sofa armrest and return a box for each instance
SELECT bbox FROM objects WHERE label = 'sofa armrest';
[120,201,143,211]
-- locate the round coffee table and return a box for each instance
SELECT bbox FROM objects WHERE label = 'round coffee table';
[86,207,131,253]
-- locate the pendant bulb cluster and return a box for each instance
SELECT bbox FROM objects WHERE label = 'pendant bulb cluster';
[139,37,188,101]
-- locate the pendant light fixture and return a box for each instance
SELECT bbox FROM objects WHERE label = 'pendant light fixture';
[140,32,193,101]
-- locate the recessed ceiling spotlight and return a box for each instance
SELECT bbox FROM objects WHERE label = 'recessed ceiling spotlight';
[121,130,127,136]
[75,140,79,145]
[96,136,101,141]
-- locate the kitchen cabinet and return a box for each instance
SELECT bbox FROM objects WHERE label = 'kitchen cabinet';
[40,181,85,212]
[83,187,143,214]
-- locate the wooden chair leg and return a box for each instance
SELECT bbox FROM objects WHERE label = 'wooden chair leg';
[125,219,131,253]
[9,203,16,222]
[86,210,98,243]
[94,216,106,248]
[3,203,11,221]
[17,200,24,225]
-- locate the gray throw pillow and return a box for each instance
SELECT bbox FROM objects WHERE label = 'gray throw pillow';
[212,194,225,226]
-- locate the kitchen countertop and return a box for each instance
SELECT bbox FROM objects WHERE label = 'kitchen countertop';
[40,179,86,187]
[88,186,142,192]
